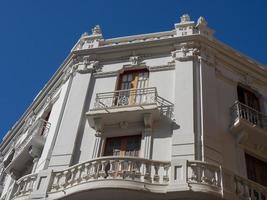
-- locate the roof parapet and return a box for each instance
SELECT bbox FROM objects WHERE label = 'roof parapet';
[174,14,214,40]
[174,14,196,37]
[71,25,104,51]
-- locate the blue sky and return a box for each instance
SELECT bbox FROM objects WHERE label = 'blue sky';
[0,0,267,139]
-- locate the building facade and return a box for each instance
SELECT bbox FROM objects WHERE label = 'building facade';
[0,14,267,200]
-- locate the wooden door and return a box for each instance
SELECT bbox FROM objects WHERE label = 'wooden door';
[103,135,141,157]
[117,70,149,105]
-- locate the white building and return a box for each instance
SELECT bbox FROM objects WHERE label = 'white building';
[0,14,266,200]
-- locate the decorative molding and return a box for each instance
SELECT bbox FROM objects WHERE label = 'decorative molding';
[119,121,129,129]
[94,71,118,78]
[172,42,200,62]
[215,68,236,86]
[149,63,175,72]
[94,63,175,78]
[199,45,216,67]
[129,56,142,66]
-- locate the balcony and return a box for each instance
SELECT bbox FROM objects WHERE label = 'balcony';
[5,118,51,179]
[230,101,267,159]
[86,87,174,131]
[9,158,267,200]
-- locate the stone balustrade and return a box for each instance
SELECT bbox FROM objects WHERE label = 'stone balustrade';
[49,156,170,192]
[187,161,222,188]
[7,159,267,200]
[13,173,38,198]
[235,175,267,200]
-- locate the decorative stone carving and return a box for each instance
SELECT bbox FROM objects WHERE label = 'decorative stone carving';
[119,121,128,129]
[197,16,207,26]
[180,14,191,23]
[91,61,102,72]
[92,25,102,35]
[172,42,200,61]
[196,16,214,40]
[129,56,142,66]
[23,113,37,132]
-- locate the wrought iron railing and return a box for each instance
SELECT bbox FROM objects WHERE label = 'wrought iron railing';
[48,156,170,193]
[230,101,267,129]
[93,87,174,118]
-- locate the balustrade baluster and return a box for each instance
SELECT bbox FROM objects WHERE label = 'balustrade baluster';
[107,159,116,178]
[99,160,108,178]
[117,159,124,179]
[54,173,62,190]
[61,170,70,187]
[76,165,84,183]
[69,168,77,185]
[163,164,170,183]
[144,162,152,182]
[153,163,160,183]
[28,176,35,192]
[94,161,101,179]
[21,178,28,194]
[82,163,91,180]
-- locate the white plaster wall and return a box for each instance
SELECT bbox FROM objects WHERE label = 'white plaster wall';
[75,56,176,164]
[35,81,70,171]
[171,60,195,160]
[201,59,267,176]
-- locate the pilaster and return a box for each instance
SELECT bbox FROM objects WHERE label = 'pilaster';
[143,113,153,159]
[48,57,97,170]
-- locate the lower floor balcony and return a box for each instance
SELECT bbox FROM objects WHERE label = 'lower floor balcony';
[6,157,267,200]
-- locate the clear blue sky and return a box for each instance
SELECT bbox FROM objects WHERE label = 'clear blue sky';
[0,0,267,139]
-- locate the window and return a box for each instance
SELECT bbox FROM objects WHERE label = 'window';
[40,109,51,136]
[237,86,260,111]
[118,69,149,91]
[103,135,141,157]
[245,153,267,187]
[116,69,149,106]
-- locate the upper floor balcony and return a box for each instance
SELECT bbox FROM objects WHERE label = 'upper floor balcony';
[86,87,174,131]
[230,101,267,159]
[8,157,267,200]
[4,118,51,179]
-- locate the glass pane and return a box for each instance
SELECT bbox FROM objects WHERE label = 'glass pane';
[104,137,122,156]
[125,135,141,157]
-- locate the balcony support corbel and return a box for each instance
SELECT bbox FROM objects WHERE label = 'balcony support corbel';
[92,118,104,158]
[143,113,153,159]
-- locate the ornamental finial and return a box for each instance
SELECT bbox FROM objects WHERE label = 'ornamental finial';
[92,25,102,35]
[197,16,207,26]
[180,14,191,23]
